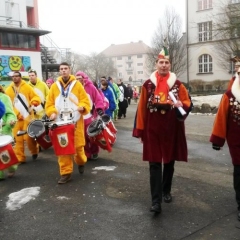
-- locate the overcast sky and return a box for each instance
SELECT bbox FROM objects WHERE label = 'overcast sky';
[38,0,186,55]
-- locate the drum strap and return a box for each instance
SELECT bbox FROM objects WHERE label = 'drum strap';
[12,87,29,113]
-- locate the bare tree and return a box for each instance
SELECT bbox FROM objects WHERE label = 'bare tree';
[70,52,88,74]
[212,1,240,70]
[85,52,116,81]
[148,6,187,76]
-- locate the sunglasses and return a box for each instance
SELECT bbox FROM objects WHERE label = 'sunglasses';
[28,69,37,73]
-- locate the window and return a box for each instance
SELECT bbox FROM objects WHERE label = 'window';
[198,21,212,41]
[117,56,122,60]
[128,63,132,68]
[1,33,36,49]
[198,54,213,73]
[198,0,212,10]
[230,16,240,37]
[230,0,240,3]
[137,54,142,58]
[128,56,131,60]
[137,63,143,66]
[117,65,122,67]
[128,72,133,75]
[118,72,122,77]
[137,71,143,74]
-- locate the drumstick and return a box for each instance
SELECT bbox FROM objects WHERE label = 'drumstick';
[69,97,79,107]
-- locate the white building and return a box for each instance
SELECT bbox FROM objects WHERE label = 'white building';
[101,41,151,86]
[0,0,50,85]
[186,0,240,92]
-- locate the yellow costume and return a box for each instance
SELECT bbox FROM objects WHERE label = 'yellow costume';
[45,75,90,176]
[5,80,41,162]
[28,78,49,119]
[28,78,49,152]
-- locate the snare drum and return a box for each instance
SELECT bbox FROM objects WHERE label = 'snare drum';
[49,121,75,156]
[0,135,19,170]
[101,114,117,134]
[87,119,116,152]
[27,120,52,149]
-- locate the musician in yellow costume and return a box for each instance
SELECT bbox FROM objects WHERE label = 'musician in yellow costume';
[28,69,49,153]
[45,62,91,184]
[28,69,49,119]
[5,71,41,163]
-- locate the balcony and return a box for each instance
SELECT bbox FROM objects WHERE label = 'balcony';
[126,59,133,63]
[126,67,134,72]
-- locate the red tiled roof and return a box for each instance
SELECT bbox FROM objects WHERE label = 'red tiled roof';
[101,41,151,57]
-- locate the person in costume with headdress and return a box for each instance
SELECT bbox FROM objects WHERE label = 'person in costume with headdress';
[75,71,105,160]
[45,62,91,184]
[5,71,41,163]
[227,57,240,90]
[0,85,17,179]
[210,68,240,222]
[132,47,192,213]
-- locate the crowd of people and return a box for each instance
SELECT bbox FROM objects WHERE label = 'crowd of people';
[0,51,240,222]
[0,62,135,184]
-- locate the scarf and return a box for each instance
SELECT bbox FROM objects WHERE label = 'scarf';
[154,71,170,104]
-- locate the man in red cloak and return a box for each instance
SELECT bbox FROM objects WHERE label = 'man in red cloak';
[133,47,192,213]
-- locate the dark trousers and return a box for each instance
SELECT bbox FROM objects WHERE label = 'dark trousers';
[233,165,240,210]
[149,161,175,205]
[128,98,131,105]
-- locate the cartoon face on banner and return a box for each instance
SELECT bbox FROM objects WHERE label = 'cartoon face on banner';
[0,55,31,77]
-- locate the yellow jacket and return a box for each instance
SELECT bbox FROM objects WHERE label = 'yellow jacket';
[5,80,41,120]
[45,75,91,146]
[29,78,49,118]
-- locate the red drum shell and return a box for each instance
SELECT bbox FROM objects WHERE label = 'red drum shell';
[101,114,117,134]
[0,135,19,170]
[49,122,75,156]
[87,119,116,152]
[27,120,52,149]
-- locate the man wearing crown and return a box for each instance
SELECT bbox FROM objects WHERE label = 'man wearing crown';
[133,47,192,214]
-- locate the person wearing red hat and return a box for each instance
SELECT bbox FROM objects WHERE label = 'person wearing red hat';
[133,47,192,214]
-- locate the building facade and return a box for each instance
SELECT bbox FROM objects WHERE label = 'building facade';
[101,41,151,86]
[186,0,240,92]
[0,0,50,86]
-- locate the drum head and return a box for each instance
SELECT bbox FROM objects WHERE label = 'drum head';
[0,135,13,147]
[27,120,44,138]
[101,114,110,123]
[87,119,103,137]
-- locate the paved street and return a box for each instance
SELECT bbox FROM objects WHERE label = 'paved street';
[0,104,240,240]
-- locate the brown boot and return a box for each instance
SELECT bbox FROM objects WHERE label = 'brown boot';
[58,174,71,184]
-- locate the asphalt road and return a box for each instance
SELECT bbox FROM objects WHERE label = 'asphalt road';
[0,104,240,240]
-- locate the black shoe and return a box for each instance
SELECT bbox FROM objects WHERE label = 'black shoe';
[150,203,161,213]
[124,114,126,118]
[163,193,172,203]
[78,165,85,174]
[238,211,240,221]
[58,174,71,184]
[32,154,38,160]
